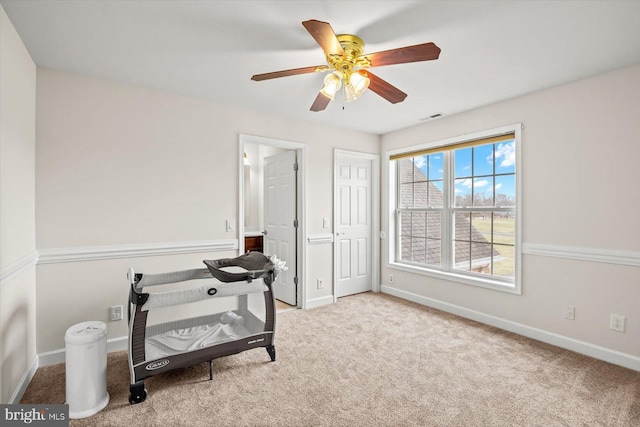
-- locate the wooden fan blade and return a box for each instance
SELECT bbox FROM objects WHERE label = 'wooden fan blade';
[302,20,345,57]
[358,42,440,68]
[310,92,332,112]
[359,70,407,104]
[251,65,327,81]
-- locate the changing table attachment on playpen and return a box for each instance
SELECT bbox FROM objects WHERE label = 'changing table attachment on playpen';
[127,252,280,404]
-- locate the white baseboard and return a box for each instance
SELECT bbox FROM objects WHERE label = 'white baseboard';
[38,335,128,368]
[107,335,129,352]
[381,285,640,372]
[9,355,38,404]
[305,295,334,309]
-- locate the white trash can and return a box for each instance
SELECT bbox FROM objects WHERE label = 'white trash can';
[65,321,110,419]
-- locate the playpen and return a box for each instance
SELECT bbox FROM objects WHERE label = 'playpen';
[127,252,279,403]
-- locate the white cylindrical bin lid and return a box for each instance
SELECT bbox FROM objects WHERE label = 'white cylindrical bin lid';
[65,321,107,345]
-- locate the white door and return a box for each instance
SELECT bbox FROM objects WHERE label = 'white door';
[336,154,372,297]
[264,150,297,305]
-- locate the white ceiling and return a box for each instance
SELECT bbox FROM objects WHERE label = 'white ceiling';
[3,1,640,135]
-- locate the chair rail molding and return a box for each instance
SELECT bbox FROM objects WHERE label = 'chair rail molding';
[38,239,238,264]
[0,251,39,286]
[522,243,640,267]
[307,234,334,245]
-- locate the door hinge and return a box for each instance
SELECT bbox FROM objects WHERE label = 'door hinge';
[293,219,299,228]
[293,162,299,171]
[294,277,299,285]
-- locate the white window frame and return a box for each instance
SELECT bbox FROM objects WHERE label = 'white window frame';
[387,124,522,294]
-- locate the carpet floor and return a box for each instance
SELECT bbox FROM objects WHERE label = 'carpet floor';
[21,292,640,426]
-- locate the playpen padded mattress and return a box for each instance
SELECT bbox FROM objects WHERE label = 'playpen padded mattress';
[145,321,252,361]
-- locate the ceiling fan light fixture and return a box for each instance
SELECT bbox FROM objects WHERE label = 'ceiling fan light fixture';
[252,20,440,112]
[344,84,357,102]
[320,71,343,100]
[345,72,370,102]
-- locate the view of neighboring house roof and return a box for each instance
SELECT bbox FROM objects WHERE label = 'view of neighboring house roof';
[399,159,500,268]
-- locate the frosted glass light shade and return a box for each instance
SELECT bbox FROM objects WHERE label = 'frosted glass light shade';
[344,72,370,102]
[320,71,343,100]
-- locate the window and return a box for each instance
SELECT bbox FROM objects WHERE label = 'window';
[398,154,443,267]
[391,127,520,292]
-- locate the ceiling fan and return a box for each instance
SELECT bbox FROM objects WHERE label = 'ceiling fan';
[251,19,441,112]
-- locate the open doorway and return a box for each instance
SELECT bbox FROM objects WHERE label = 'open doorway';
[239,135,305,311]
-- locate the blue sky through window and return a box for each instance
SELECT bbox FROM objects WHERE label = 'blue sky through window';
[411,140,515,202]
[453,140,515,201]
[474,144,493,176]
[413,154,443,181]
[429,155,443,180]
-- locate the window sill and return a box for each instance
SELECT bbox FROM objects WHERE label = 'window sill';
[388,262,521,295]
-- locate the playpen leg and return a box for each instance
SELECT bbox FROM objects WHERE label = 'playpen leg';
[266,345,276,362]
[129,381,147,404]
[209,360,213,380]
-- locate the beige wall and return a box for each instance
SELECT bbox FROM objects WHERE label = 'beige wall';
[35,68,379,353]
[0,5,37,403]
[6,6,637,389]
[381,64,640,357]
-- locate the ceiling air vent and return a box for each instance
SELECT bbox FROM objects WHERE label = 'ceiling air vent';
[419,113,445,122]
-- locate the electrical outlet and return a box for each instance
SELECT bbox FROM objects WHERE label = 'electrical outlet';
[389,274,394,284]
[317,278,324,289]
[109,305,123,321]
[565,306,575,320]
[610,314,626,332]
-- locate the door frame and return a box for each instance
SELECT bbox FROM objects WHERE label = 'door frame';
[239,134,306,309]
[333,149,380,303]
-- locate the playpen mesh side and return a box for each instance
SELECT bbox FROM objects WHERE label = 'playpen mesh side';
[131,277,272,366]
